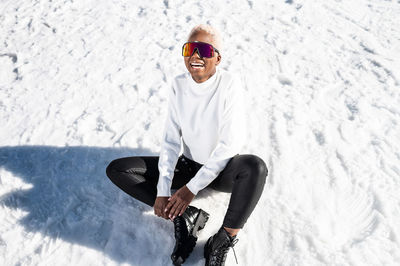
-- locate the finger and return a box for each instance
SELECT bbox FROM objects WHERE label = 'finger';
[164,198,176,213]
[168,201,180,219]
[179,204,188,216]
[162,203,171,219]
[162,212,169,220]
[172,202,185,219]
[168,195,175,201]
[157,208,165,218]
[162,208,169,219]
[172,202,185,220]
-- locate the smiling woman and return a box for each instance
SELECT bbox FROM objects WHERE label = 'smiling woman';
[183,29,222,83]
[106,24,268,266]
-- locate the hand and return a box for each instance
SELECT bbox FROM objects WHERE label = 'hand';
[165,185,195,221]
[154,196,170,220]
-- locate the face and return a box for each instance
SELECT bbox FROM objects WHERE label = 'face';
[184,31,221,83]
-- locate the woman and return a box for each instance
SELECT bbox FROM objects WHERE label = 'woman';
[106,24,268,266]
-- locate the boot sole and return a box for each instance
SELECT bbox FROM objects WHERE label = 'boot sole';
[172,209,210,265]
[191,209,210,237]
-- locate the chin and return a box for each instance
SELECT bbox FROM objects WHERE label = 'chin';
[189,69,204,76]
[191,73,202,80]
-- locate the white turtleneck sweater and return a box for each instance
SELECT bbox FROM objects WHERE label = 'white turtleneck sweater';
[157,67,246,196]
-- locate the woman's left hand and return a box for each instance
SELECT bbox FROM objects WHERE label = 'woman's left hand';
[165,185,195,221]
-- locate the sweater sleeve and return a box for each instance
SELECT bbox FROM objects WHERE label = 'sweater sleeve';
[157,82,182,197]
[185,77,246,195]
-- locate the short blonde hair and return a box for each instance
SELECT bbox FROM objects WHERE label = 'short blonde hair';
[187,24,223,53]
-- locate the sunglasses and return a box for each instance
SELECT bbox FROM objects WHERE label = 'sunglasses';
[182,41,220,58]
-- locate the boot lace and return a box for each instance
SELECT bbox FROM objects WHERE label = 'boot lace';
[211,238,239,265]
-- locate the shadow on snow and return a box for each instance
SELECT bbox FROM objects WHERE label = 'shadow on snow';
[0,145,213,265]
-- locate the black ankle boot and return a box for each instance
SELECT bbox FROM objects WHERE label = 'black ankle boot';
[171,205,210,265]
[204,227,239,266]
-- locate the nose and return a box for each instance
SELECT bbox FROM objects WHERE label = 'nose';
[191,48,202,58]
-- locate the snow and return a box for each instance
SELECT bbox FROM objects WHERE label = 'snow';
[1,0,400,265]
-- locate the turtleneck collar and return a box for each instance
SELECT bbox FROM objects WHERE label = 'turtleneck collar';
[187,68,220,91]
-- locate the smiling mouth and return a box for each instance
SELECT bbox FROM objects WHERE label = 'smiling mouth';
[190,62,204,69]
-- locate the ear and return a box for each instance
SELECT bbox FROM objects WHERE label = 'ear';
[215,54,222,66]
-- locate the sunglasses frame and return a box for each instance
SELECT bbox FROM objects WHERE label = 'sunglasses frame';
[182,41,220,58]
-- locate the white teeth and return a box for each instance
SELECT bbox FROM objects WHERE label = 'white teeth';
[191,62,204,66]
[191,63,204,68]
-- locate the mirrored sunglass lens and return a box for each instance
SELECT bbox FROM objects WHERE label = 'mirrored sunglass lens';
[183,43,193,56]
[197,43,213,58]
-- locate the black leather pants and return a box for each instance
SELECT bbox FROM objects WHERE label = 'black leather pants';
[106,154,268,229]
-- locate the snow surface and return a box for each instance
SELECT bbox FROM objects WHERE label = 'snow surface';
[1,0,400,265]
